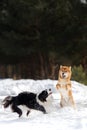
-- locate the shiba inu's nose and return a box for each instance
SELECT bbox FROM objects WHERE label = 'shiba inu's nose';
[62,72,66,78]
[62,72,65,76]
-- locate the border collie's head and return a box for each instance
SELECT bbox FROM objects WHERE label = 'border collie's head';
[38,89,52,102]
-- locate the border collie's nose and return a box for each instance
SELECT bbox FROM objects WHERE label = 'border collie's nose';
[49,88,51,91]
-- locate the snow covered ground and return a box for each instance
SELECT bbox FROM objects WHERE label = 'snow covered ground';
[0,79,87,130]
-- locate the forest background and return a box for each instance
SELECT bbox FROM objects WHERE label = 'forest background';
[0,0,87,84]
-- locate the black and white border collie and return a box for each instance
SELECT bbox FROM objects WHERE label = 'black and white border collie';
[2,89,52,117]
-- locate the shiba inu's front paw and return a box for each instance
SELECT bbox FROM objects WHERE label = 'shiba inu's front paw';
[56,83,60,89]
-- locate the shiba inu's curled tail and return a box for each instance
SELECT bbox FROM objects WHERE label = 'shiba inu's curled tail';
[2,96,12,108]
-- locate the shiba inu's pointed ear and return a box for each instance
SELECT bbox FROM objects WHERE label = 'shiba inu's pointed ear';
[60,65,62,68]
[69,66,71,70]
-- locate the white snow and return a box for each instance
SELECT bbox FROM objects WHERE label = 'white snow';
[0,79,87,130]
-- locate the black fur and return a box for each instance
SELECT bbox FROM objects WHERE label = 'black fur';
[2,89,51,117]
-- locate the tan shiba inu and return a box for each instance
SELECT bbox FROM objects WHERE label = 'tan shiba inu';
[56,65,75,108]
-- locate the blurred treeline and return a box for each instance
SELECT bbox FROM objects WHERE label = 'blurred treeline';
[0,0,87,84]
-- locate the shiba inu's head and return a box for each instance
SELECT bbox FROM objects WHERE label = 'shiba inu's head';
[58,65,71,80]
